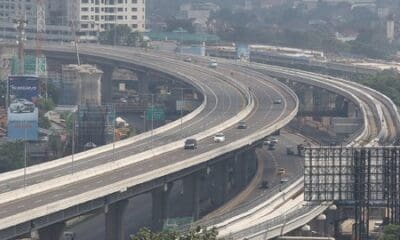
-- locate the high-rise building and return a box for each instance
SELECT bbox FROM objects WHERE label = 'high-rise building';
[1,0,146,42]
[0,0,36,22]
[57,0,146,41]
[387,14,395,43]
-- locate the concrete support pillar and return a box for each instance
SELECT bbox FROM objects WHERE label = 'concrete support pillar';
[38,222,65,240]
[138,72,150,94]
[335,96,347,116]
[303,86,314,113]
[320,91,331,111]
[182,173,200,220]
[247,149,257,177]
[105,199,128,240]
[100,66,115,104]
[347,102,359,118]
[239,153,250,186]
[213,160,229,207]
[233,152,245,188]
[152,184,171,230]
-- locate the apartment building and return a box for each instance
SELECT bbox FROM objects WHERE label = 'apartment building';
[70,0,146,41]
[1,0,145,42]
[0,0,36,24]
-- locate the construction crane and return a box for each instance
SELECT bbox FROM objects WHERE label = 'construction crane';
[14,16,28,75]
[36,0,47,97]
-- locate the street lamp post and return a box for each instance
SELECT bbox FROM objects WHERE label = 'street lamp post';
[180,88,183,137]
[140,93,156,150]
[167,87,196,138]
[71,111,75,174]
[151,93,154,151]
[112,104,116,161]
[23,121,27,188]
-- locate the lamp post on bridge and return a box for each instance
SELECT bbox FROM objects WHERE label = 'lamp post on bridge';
[167,87,196,138]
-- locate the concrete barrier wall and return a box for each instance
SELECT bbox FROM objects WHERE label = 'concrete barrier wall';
[0,83,297,230]
[0,91,207,183]
[0,87,254,207]
[217,65,381,240]
[0,42,254,183]
[250,63,369,145]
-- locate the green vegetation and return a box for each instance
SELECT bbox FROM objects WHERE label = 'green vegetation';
[37,98,55,129]
[99,25,145,47]
[37,98,55,112]
[210,4,399,59]
[130,226,220,240]
[380,224,400,240]
[355,70,400,106]
[60,111,75,135]
[166,18,195,33]
[0,141,24,173]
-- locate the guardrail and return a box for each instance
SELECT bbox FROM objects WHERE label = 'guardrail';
[0,83,254,206]
[185,63,373,240]
[186,174,303,230]
[222,66,384,239]
[230,203,328,240]
[0,83,298,230]
[0,44,298,234]
[0,64,208,184]
[0,43,254,188]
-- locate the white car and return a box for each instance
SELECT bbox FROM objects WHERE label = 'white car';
[213,132,225,142]
[270,137,278,144]
[10,99,35,113]
[208,59,218,68]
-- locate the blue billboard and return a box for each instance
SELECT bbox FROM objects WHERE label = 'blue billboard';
[7,120,38,141]
[7,75,39,141]
[8,75,39,104]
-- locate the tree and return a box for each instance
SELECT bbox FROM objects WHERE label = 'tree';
[37,98,55,112]
[0,141,24,173]
[380,224,400,240]
[130,226,220,240]
[355,70,400,106]
[99,25,142,46]
[166,18,195,33]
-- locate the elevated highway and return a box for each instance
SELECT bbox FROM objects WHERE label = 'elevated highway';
[0,44,299,239]
[191,61,400,239]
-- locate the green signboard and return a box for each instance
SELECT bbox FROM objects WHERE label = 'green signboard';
[11,55,47,76]
[145,106,165,121]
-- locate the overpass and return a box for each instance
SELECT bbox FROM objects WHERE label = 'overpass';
[184,59,400,239]
[0,44,299,240]
[1,43,398,240]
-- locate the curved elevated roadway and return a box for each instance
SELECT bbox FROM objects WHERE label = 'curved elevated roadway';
[0,44,299,239]
[194,61,400,239]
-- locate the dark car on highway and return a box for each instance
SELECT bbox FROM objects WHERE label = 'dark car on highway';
[184,139,197,149]
[237,121,247,129]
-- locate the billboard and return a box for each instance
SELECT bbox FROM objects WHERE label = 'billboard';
[7,75,39,141]
[236,43,250,60]
[304,146,396,204]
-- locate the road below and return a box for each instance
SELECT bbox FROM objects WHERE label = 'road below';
[67,130,307,240]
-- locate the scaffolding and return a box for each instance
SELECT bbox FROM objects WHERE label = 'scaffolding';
[304,146,400,239]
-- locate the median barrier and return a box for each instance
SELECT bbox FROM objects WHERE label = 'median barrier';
[0,83,255,206]
[0,87,295,230]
